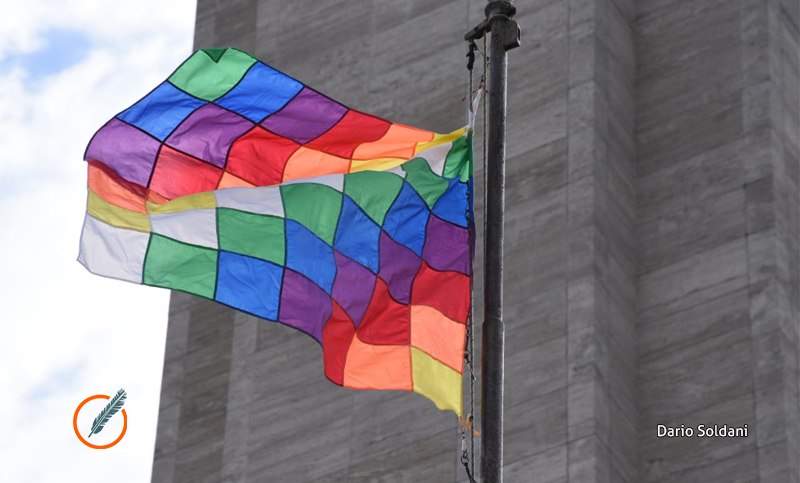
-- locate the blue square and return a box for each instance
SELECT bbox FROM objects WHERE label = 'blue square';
[118,82,206,140]
[382,182,430,257]
[432,178,469,227]
[215,251,283,320]
[215,63,304,123]
[334,196,381,273]
[285,220,336,294]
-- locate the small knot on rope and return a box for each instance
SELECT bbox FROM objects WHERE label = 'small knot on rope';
[460,414,479,483]
[460,413,480,436]
[466,40,477,72]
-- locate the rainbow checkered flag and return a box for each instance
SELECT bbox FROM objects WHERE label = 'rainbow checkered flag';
[79,48,472,414]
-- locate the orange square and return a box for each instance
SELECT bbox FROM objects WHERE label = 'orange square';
[343,336,412,391]
[281,146,351,182]
[351,123,434,161]
[87,160,146,213]
[410,305,466,373]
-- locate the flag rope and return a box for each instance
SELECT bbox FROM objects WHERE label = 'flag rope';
[478,32,488,482]
[461,38,477,483]
[461,35,488,483]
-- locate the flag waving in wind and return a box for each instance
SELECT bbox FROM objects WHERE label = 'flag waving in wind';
[79,48,473,414]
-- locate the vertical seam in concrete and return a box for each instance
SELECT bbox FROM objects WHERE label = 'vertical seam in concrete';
[565,0,573,481]
[779,5,800,474]
[220,313,256,483]
[151,292,192,483]
[742,133,763,483]
[792,3,800,469]
[740,1,763,482]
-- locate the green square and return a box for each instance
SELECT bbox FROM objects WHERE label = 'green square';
[443,134,473,182]
[217,208,285,265]
[143,234,218,298]
[168,49,257,101]
[280,184,342,245]
[343,171,403,226]
[402,157,449,209]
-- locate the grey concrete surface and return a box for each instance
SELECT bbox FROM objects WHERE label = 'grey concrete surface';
[151,0,800,482]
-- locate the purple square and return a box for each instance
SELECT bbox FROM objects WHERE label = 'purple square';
[261,88,347,144]
[166,104,253,168]
[279,269,332,343]
[84,118,161,187]
[378,231,421,304]
[332,251,376,327]
[422,215,470,275]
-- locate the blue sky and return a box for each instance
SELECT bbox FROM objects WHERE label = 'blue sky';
[2,29,92,79]
[0,1,195,481]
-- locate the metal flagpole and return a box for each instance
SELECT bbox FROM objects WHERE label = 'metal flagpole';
[465,3,519,482]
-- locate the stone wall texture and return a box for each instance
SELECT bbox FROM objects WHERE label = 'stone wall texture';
[150,1,800,482]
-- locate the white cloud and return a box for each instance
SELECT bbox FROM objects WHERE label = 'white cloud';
[0,0,193,60]
[0,0,195,481]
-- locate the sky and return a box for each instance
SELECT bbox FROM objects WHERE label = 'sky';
[0,0,195,481]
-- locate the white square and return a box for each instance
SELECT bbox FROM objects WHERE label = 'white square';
[78,214,150,283]
[214,186,284,217]
[150,209,218,249]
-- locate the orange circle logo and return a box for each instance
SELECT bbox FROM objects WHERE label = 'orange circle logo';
[73,394,128,449]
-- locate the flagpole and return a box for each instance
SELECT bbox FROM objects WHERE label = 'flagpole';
[466,2,519,482]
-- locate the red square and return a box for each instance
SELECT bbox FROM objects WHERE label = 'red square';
[322,301,356,385]
[357,278,410,345]
[305,110,391,159]
[227,127,300,186]
[411,262,470,324]
[149,146,223,200]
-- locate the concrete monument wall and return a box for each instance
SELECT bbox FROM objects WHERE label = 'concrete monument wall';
[150,1,800,482]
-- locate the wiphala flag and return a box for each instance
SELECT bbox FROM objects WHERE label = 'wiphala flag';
[79,48,473,414]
